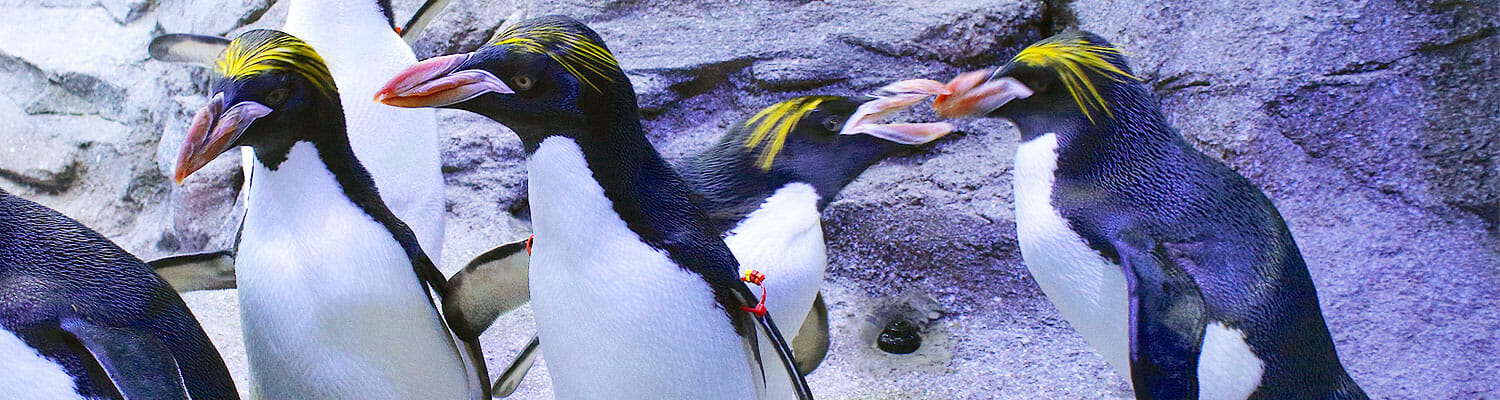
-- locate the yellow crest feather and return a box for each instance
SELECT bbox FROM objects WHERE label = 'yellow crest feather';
[742,96,836,171]
[215,30,335,97]
[489,20,621,94]
[1012,34,1139,123]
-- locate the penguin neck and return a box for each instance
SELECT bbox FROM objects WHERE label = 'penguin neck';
[525,109,716,259]
[680,147,824,234]
[248,115,415,254]
[287,0,395,32]
[1012,85,1181,168]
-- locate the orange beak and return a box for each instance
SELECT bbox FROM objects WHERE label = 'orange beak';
[174,93,271,184]
[933,70,1033,118]
[374,53,514,108]
[840,79,955,145]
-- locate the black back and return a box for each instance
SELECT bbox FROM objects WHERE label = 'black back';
[0,189,238,399]
[996,32,1364,399]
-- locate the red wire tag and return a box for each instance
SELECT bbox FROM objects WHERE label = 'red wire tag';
[525,235,534,255]
[740,270,768,316]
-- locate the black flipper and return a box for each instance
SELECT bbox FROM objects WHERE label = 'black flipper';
[445,237,532,340]
[400,0,455,44]
[754,312,815,400]
[58,317,191,400]
[792,292,830,375]
[493,335,541,397]
[147,250,237,292]
[148,34,231,65]
[1116,238,1208,399]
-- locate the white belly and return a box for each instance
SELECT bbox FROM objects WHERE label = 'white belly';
[238,143,466,400]
[723,183,826,400]
[1013,133,1132,383]
[527,137,757,400]
[283,3,446,262]
[0,326,86,400]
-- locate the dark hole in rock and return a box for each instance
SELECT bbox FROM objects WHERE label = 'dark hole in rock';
[877,319,921,354]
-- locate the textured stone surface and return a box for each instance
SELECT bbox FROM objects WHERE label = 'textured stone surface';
[0,0,1495,399]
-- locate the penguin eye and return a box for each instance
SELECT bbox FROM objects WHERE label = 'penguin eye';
[821,116,844,132]
[264,89,289,107]
[512,75,535,91]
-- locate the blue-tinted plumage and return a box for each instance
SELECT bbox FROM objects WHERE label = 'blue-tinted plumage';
[0,189,237,400]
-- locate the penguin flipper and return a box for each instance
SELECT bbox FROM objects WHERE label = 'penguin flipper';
[752,312,815,400]
[445,237,532,340]
[492,335,541,397]
[147,249,237,292]
[148,34,231,66]
[1116,239,1208,399]
[792,292,830,375]
[58,317,191,400]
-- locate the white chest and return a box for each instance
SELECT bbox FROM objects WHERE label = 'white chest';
[237,143,465,399]
[723,183,826,338]
[0,326,86,400]
[1014,134,1266,398]
[525,137,757,399]
[282,1,445,261]
[724,183,826,400]
[1013,133,1133,383]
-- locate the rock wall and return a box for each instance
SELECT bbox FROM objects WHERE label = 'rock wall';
[0,0,1495,398]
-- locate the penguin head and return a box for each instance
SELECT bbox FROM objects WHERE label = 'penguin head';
[933,31,1143,132]
[174,29,339,183]
[714,88,952,202]
[375,15,631,148]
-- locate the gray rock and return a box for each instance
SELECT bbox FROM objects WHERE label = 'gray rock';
[153,0,276,36]
[100,0,153,24]
[751,58,848,90]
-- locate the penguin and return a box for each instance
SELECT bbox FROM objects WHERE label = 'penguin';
[172,29,488,399]
[282,0,446,265]
[145,0,454,290]
[683,90,952,399]
[0,189,238,400]
[441,86,956,397]
[375,16,813,399]
[931,31,1367,399]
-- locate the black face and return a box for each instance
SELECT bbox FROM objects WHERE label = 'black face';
[764,97,912,184]
[936,31,1143,138]
[217,72,339,157]
[714,96,930,204]
[447,47,592,139]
